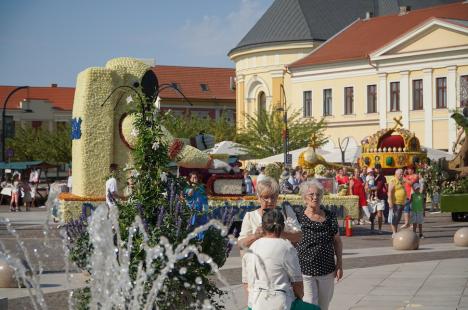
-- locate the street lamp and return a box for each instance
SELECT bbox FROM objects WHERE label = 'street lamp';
[276,84,289,167]
[2,86,29,162]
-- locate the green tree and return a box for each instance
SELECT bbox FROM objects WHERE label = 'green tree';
[161,112,236,142]
[5,125,71,164]
[236,107,327,158]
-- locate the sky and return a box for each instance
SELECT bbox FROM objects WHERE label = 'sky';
[0,0,272,87]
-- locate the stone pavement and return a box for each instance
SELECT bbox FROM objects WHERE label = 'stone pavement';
[1,206,468,309]
[220,258,468,310]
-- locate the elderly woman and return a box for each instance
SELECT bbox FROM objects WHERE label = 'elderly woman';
[239,176,303,309]
[238,176,302,248]
[297,179,343,310]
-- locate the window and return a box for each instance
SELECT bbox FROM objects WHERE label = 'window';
[460,75,468,107]
[258,91,266,114]
[4,116,15,138]
[200,83,209,92]
[32,121,42,129]
[344,87,353,115]
[390,82,400,112]
[323,89,332,116]
[436,77,447,108]
[412,79,423,110]
[192,110,210,119]
[367,85,377,113]
[303,91,312,117]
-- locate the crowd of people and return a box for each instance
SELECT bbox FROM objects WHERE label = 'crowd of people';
[336,164,427,238]
[1,169,40,212]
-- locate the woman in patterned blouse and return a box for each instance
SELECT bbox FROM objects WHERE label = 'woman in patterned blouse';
[297,179,343,310]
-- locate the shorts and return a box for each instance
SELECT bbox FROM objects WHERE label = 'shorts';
[403,200,411,213]
[388,204,404,226]
[411,212,424,224]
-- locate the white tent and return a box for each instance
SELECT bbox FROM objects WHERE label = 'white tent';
[423,147,454,161]
[321,146,362,164]
[204,141,247,156]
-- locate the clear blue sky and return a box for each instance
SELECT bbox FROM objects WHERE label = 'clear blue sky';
[0,0,272,87]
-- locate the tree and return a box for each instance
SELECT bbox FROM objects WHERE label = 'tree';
[5,125,71,164]
[236,107,328,158]
[161,112,236,142]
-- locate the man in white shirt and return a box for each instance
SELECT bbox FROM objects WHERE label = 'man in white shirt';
[106,164,121,207]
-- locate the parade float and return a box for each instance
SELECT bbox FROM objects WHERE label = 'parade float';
[359,116,428,173]
[440,109,468,221]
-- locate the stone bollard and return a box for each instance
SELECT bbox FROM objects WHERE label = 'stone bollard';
[454,227,468,247]
[393,230,419,250]
[0,259,18,288]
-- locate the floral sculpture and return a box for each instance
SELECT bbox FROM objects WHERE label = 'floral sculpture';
[72,57,214,197]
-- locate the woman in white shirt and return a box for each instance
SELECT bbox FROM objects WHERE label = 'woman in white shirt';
[238,177,302,249]
[243,209,304,310]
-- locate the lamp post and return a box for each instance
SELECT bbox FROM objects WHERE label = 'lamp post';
[276,84,289,167]
[2,86,29,162]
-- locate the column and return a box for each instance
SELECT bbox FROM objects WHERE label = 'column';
[447,66,457,153]
[378,73,387,129]
[271,69,284,110]
[423,68,433,148]
[236,74,245,130]
[400,71,410,128]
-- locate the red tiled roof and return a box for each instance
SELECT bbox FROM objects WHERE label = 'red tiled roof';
[0,65,236,111]
[0,86,75,111]
[152,65,236,101]
[289,2,468,68]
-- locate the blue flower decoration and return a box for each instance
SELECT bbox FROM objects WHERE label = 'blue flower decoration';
[71,117,82,140]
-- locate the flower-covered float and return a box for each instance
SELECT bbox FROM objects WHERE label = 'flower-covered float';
[359,116,427,173]
[56,57,231,222]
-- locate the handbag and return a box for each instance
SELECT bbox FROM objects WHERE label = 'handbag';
[290,299,321,310]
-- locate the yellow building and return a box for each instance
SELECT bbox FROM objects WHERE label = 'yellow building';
[230,1,468,152]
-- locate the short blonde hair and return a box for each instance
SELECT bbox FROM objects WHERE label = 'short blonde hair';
[299,179,324,199]
[256,176,280,198]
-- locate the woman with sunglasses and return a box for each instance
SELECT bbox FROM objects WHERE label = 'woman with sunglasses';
[238,176,302,249]
[297,179,343,310]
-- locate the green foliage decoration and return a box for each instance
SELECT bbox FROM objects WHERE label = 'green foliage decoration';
[236,107,327,158]
[66,86,231,309]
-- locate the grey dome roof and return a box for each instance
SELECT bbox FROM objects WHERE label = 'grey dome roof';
[229,0,461,55]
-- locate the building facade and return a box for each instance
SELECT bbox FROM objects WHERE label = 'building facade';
[229,0,466,152]
[0,65,236,143]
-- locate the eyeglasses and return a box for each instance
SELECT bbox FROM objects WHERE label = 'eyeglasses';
[257,195,278,202]
[305,193,321,198]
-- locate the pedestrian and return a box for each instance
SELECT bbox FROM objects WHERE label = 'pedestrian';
[184,171,208,212]
[242,209,304,310]
[239,177,302,306]
[29,168,39,208]
[349,168,370,224]
[21,181,32,211]
[105,163,121,208]
[288,168,301,193]
[279,170,294,194]
[243,170,255,195]
[411,183,425,238]
[388,169,407,238]
[10,174,21,212]
[238,177,302,249]
[367,189,385,234]
[374,164,388,225]
[297,179,343,310]
[335,168,349,186]
[67,169,73,193]
[401,166,419,229]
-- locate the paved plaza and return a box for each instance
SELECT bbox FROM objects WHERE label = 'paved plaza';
[0,206,467,309]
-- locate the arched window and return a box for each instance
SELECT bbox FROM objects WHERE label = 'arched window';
[258,91,266,114]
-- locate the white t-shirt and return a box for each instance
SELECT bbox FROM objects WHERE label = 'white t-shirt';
[238,206,301,242]
[105,177,118,206]
[67,176,73,190]
[242,238,302,308]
